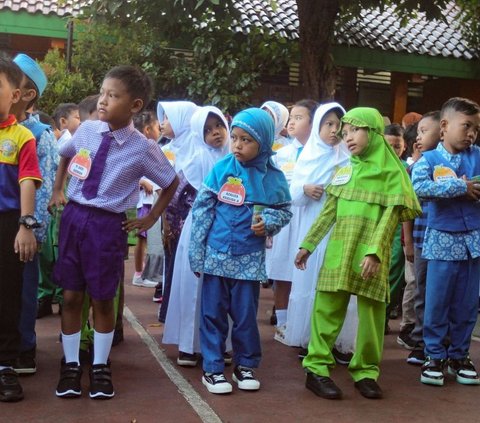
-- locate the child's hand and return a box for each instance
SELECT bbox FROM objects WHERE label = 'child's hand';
[194,272,201,278]
[48,190,67,214]
[303,184,324,200]
[295,248,311,270]
[14,226,37,262]
[122,214,156,234]
[251,215,266,236]
[360,255,380,280]
[404,242,414,263]
[140,179,153,195]
[464,177,480,201]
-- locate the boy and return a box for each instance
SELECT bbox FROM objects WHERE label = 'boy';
[52,103,80,141]
[49,65,178,399]
[10,53,58,375]
[405,111,441,364]
[412,97,480,386]
[0,55,42,402]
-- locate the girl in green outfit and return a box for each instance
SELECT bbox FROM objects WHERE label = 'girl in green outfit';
[295,107,421,400]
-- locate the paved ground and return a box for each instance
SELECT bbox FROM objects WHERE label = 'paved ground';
[4,253,480,423]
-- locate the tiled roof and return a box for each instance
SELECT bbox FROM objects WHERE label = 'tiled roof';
[1,0,477,60]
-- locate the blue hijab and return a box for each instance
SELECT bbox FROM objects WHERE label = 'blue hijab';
[204,108,291,206]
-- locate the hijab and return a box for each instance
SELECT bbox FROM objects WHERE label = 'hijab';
[204,108,291,205]
[329,107,421,221]
[261,101,289,139]
[290,102,350,202]
[182,106,230,190]
[157,101,198,172]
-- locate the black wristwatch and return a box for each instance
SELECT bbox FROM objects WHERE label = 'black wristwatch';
[18,215,42,229]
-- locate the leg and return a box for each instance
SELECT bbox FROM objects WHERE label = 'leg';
[273,280,291,327]
[386,225,405,318]
[158,236,179,323]
[400,257,416,332]
[410,248,427,345]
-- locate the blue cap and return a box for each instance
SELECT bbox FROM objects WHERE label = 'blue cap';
[13,53,48,97]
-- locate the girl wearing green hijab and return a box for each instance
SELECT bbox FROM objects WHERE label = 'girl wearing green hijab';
[295,107,421,400]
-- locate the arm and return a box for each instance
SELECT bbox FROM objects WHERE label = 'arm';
[251,203,292,237]
[48,156,69,213]
[365,205,399,264]
[15,179,37,262]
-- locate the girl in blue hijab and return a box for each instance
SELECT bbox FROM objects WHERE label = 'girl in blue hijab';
[189,108,292,395]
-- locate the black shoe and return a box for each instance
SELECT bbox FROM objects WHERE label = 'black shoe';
[407,345,425,365]
[388,305,400,320]
[112,328,124,347]
[447,356,480,385]
[56,361,82,398]
[0,368,23,402]
[13,356,36,375]
[305,373,342,399]
[177,352,198,367]
[89,364,114,399]
[332,347,353,365]
[298,348,308,360]
[270,306,277,326]
[223,352,233,366]
[37,299,53,319]
[396,332,416,350]
[152,284,163,303]
[354,378,383,399]
[420,357,445,386]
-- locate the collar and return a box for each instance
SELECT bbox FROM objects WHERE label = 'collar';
[97,120,135,145]
[292,138,303,149]
[0,114,17,129]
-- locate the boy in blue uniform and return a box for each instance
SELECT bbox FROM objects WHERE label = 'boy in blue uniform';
[50,65,178,399]
[0,55,42,402]
[412,97,480,386]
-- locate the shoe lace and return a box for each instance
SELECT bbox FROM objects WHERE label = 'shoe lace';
[238,367,254,379]
[212,374,227,383]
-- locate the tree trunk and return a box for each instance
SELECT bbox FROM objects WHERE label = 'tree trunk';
[296,0,340,101]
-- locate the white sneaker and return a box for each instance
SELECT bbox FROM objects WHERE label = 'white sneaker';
[274,324,288,345]
[132,275,157,288]
[202,372,232,394]
[232,366,260,391]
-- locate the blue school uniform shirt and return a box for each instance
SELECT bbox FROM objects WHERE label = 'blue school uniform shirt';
[411,142,480,260]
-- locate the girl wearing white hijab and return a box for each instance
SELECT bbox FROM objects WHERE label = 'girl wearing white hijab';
[163,106,230,365]
[261,100,290,151]
[284,103,356,353]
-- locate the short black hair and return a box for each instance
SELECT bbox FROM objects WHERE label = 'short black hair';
[133,110,157,132]
[420,110,440,122]
[0,54,22,88]
[78,94,100,122]
[384,123,405,137]
[53,103,78,129]
[294,99,319,123]
[104,65,153,112]
[441,97,480,118]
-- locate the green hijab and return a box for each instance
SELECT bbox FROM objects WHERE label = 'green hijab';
[327,107,421,221]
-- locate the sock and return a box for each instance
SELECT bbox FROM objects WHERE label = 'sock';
[275,309,287,327]
[93,330,114,365]
[62,331,81,365]
[134,271,142,277]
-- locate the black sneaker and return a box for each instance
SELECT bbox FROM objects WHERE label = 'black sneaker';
[396,332,416,350]
[407,346,425,365]
[447,357,480,385]
[232,366,260,390]
[56,361,82,398]
[223,352,233,366]
[89,364,114,399]
[152,284,163,303]
[177,352,198,367]
[202,372,232,394]
[13,356,36,375]
[0,368,23,402]
[269,306,277,326]
[332,347,353,365]
[420,357,445,386]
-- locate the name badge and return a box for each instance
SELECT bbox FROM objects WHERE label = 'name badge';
[218,177,246,206]
[280,161,295,181]
[68,149,92,180]
[433,165,457,182]
[331,165,352,186]
[164,150,175,166]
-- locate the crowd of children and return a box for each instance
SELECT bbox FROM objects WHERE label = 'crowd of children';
[1,50,480,405]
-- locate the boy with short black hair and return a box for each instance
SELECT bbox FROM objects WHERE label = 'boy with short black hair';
[0,54,42,402]
[78,94,100,122]
[412,97,480,386]
[50,65,178,399]
[52,102,80,140]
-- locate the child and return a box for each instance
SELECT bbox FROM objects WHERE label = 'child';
[295,107,420,400]
[49,65,178,399]
[0,55,42,402]
[163,106,230,366]
[260,100,290,151]
[405,111,441,365]
[10,53,57,375]
[412,97,480,386]
[52,103,80,141]
[189,108,292,394]
[78,94,100,122]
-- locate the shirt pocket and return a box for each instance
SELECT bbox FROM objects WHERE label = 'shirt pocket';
[352,243,369,274]
[323,239,343,270]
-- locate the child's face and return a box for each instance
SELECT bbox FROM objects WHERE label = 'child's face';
[319,111,341,146]
[0,73,20,120]
[441,111,480,154]
[341,123,369,155]
[144,120,161,141]
[61,110,81,135]
[97,77,143,131]
[385,134,405,157]
[416,117,440,152]
[231,126,259,163]
[204,115,227,148]
[287,106,312,142]
[160,114,175,139]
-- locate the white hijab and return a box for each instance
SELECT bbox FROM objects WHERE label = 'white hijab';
[182,106,230,190]
[290,102,350,205]
[157,101,198,172]
[261,101,289,139]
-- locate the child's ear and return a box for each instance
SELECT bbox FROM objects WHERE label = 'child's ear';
[131,99,144,114]
[440,118,449,134]
[21,87,37,104]
[11,88,21,104]
[59,116,67,130]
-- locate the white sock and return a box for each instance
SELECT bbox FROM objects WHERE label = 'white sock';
[134,271,142,277]
[93,330,114,365]
[276,309,287,327]
[62,331,81,365]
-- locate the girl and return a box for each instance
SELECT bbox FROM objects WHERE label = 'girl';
[260,100,290,151]
[189,108,292,394]
[163,106,230,366]
[266,99,318,334]
[295,107,420,400]
[156,101,198,319]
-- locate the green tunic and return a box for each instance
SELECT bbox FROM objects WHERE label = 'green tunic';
[301,194,400,303]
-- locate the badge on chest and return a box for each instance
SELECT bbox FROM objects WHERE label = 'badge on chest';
[68,149,92,180]
[433,165,457,182]
[218,177,246,206]
[331,165,352,186]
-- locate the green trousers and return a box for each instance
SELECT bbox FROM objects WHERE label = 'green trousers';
[387,224,405,314]
[303,290,386,382]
